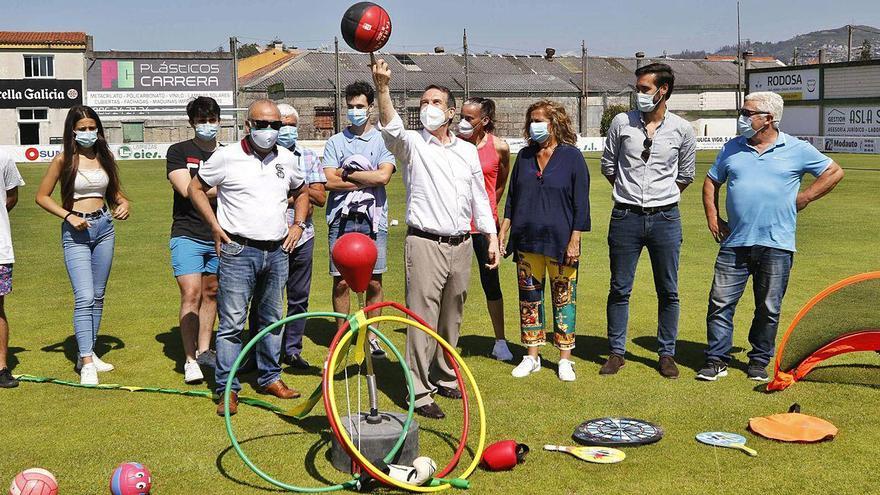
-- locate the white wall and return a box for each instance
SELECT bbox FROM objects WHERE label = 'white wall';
[0,49,85,145]
[691,118,737,136]
[780,106,820,136]
[825,65,880,99]
[667,90,737,111]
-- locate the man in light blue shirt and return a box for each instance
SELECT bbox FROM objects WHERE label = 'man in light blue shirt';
[323,81,395,356]
[699,91,844,382]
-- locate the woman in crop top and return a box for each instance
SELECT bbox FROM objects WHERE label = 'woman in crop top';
[36,105,130,385]
[456,97,513,362]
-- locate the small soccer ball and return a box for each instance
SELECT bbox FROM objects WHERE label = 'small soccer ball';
[109,462,152,495]
[8,468,58,495]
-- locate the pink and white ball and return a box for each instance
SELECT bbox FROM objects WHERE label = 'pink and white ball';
[109,462,152,495]
[8,468,58,495]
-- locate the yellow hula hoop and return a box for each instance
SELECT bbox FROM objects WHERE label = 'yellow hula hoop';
[326,315,486,492]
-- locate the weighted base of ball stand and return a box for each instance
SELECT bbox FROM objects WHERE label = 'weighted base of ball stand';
[330,411,420,473]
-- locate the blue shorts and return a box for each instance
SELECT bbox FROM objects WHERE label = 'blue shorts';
[327,216,387,277]
[170,236,219,277]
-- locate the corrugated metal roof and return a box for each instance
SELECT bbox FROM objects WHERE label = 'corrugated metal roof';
[242,51,744,94]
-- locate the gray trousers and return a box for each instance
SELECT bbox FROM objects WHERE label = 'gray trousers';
[404,234,473,407]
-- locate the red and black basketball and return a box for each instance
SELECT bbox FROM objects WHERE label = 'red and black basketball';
[340,2,392,53]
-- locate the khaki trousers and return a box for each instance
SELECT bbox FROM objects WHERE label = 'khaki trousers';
[404,234,473,407]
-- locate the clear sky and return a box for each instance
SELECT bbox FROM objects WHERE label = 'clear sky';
[5,0,879,56]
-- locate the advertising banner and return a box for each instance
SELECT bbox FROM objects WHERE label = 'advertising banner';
[748,68,820,100]
[0,79,83,109]
[86,57,234,119]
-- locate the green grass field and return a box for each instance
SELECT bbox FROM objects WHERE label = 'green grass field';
[2,151,879,494]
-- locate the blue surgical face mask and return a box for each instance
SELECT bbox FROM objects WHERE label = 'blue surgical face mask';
[195,123,219,141]
[737,114,769,139]
[636,88,661,113]
[529,122,550,144]
[347,108,369,127]
[277,125,298,148]
[75,129,98,148]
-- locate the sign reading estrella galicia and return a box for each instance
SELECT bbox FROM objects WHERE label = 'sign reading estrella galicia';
[0,79,83,109]
[748,68,820,101]
[86,57,234,119]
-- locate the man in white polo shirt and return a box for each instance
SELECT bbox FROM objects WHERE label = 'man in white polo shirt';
[188,99,310,416]
[372,55,500,419]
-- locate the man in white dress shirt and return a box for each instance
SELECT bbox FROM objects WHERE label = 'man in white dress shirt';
[372,55,500,419]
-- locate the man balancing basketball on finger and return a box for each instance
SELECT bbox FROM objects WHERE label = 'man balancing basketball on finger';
[371,54,500,419]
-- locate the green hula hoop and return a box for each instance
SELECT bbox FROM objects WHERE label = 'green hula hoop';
[223,311,416,492]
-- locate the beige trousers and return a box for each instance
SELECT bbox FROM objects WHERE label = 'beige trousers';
[404,234,473,407]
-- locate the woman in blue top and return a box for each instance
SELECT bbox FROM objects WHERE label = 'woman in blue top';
[499,100,590,382]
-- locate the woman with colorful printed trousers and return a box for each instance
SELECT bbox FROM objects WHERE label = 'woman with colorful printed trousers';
[36,105,130,386]
[499,100,590,381]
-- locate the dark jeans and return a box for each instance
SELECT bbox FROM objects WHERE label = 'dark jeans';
[606,205,682,357]
[472,234,503,301]
[247,237,314,358]
[215,241,288,394]
[705,246,793,366]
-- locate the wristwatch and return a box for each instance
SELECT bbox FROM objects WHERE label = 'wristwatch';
[293,220,308,231]
[341,168,351,182]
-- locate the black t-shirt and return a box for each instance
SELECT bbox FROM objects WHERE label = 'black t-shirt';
[166,139,218,241]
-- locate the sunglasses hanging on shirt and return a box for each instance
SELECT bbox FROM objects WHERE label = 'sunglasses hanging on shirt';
[641,138,653,162]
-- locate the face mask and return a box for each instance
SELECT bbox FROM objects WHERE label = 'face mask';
[75,130,98,148]
[529,122,550,144]
[250,128,278,150]
[737,114,769,139]
[277,125,298,148]
[420,104,448,132]
[636,88,662,113]
[347,108,369,127]
[195,123,219,141]
[457,119,474,138]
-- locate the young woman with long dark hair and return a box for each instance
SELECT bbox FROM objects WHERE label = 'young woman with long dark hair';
[36,105,130,385]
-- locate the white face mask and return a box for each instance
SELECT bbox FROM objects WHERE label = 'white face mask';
[636,88,662,113]
[420,105,448,131]
[457,119,474,138]
[250,128,278,150]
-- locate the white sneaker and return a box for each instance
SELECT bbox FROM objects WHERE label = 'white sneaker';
[558,358,576,382]
[80,363,99,385]
[184,360,204,384]
[91,354,114,372]
[511,355,541,378]
[491,339,514,362]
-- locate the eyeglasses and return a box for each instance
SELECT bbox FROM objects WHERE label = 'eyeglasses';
[641,138,653,162]
[249,119,283,130]
[738,109,771,118]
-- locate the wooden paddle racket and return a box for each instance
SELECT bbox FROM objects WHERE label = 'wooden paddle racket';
[543,444,625,464]
[695,432,758,457]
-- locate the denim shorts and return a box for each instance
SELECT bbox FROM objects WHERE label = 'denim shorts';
[0,264,12,296]
[170,236,219,277]
[327,217,387,276]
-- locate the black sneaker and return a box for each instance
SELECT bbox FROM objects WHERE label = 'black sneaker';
[696,360,728,381]
[747,362,769,382]
[0,367,19,388]
[369,339,387,359]
[284,353,311,370]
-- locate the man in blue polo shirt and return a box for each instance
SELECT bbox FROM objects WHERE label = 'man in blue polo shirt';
[323,81,395,357]
[698,91,844,382]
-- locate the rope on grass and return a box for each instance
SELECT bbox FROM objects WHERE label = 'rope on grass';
[12,374,293,416]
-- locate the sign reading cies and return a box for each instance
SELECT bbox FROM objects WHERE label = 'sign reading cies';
[86,57,234,119]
